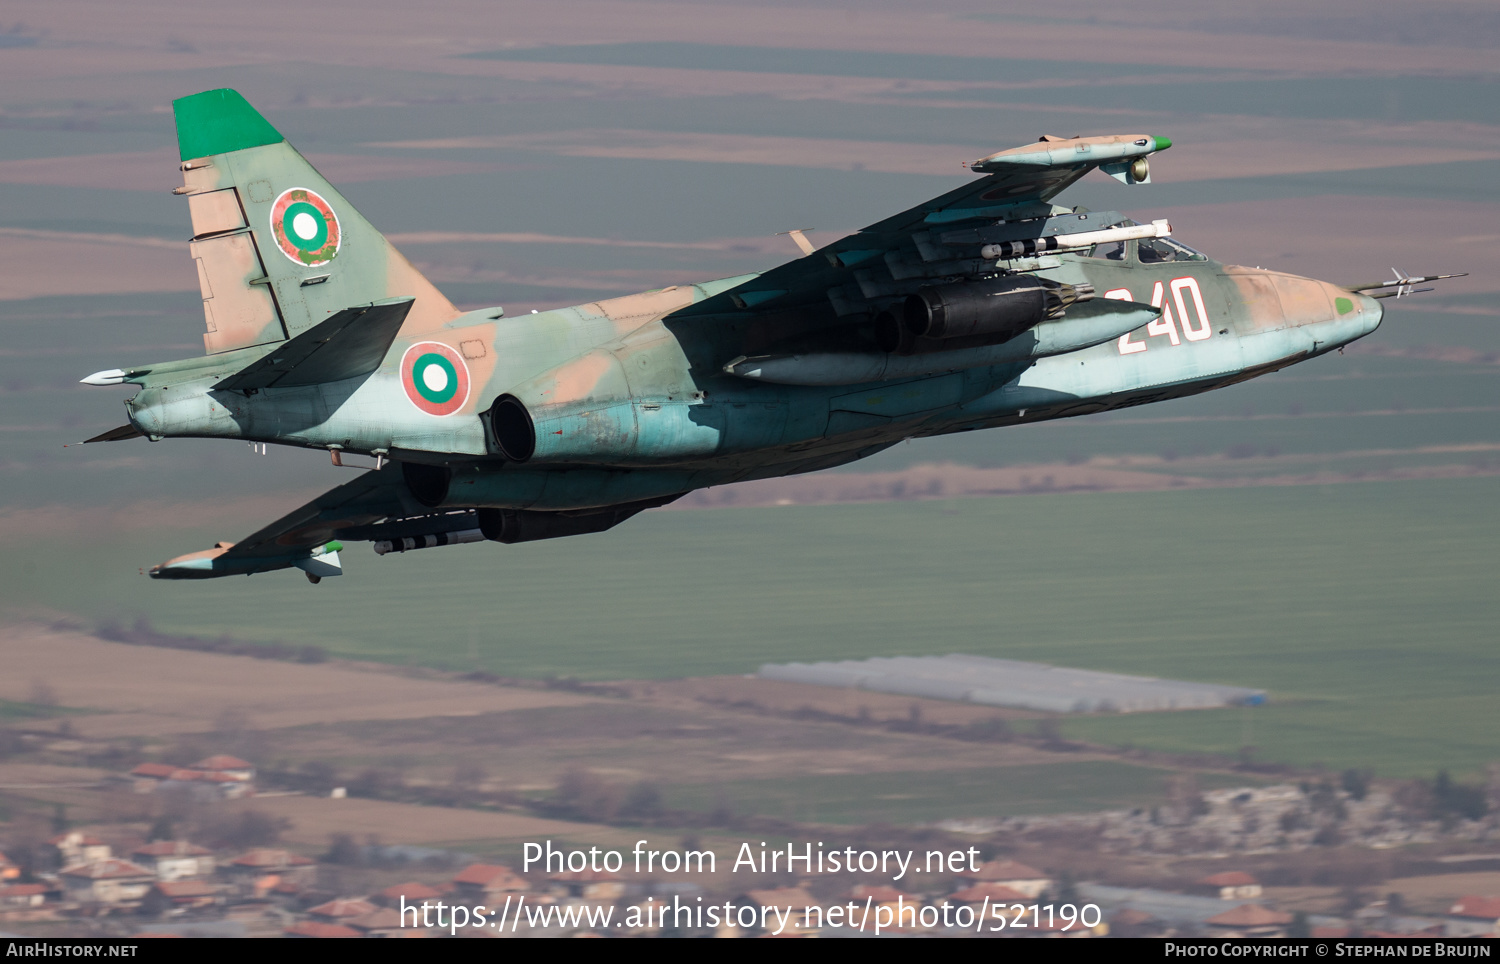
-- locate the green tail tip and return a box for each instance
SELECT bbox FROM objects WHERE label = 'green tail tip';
[1153,135,1173,152]
[172,88,284,162]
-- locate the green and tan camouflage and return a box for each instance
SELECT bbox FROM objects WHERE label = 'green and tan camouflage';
[78,89,1456,582]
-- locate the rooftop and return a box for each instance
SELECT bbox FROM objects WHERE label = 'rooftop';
[973,859,1047,881]
[59,859,154,880]
[154,880,219,898]
[379,881,444,901]
[231,849,314,869]
[950,882,1033,903]
[1450,896,1500,920]
[308,897,378,919]
[1206,904,1293,927]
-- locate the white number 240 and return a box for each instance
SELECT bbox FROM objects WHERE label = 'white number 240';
[1109,276,1212,355]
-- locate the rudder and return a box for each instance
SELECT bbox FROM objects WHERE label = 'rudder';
[171,88,459,355]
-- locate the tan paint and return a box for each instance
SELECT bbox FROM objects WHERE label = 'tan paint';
[1270,273,1336,328]
[157,546,230,569]
[186,189,245,237]
[178,158,222,195]
[584,286,696,336]
[191,232,284,354]
[538,350,619,406]
[386,244,461,334]
[451,323,498,411]
[976,133,1155,166]
[1224,266,1286,332]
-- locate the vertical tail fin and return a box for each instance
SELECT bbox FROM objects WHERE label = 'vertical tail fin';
[171,88,459,355]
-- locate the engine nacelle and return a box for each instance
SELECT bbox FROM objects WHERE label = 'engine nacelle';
[879,277,1094,355]
[401,460,696,512]
[488,341,720,466]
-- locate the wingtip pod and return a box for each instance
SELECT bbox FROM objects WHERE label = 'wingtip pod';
[149,541,341,580]
[172,89,284,162]
[970,134,1168,173]
[80,369,127,386]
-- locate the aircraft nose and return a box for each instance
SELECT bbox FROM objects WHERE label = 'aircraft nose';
[1269,274,1382,340]
[1356,291,1384,332]
[1325,282,1382,338]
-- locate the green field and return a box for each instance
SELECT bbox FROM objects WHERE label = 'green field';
[661,762,1256,826]
[6,475,1499,780]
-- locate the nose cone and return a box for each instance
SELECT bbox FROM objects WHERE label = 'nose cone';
[1355,291,1384,335]
[1320,282,1382,340]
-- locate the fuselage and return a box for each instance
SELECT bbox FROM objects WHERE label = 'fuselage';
[122,232,1379,512]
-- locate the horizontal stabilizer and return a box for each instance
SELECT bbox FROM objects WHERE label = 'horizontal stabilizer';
[83,424,145,443]
[213,297,413,392]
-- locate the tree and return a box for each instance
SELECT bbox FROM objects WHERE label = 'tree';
[619,782,663,821]
[323,833,364,866]
[1433,771,1488,821]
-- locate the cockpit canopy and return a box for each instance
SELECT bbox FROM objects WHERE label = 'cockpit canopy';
[1087,219,1208,263]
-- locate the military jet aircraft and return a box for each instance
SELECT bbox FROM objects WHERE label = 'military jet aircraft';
[80,89,1461,582]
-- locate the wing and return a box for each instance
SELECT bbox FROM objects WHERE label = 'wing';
[149,464,418,579]
[671,133,1170,320]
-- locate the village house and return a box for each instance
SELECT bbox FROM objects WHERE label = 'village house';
[307,897,379,923]
[451,864,528,903]
[141,880,222,916]
[58,859,156,906]
[125,763,179,793]
[964,859,1051,898]
[224,849,316,896]
[347,907,415,937]
[46,832,111,869]
[131,841,216,881]
[949,881,1034,905]
[1447,896,1500,936]
[124,756,255,799]
[846,885,921,930]
[549,868,628,900]
[158,768,253,801]
[1204,903,1294,938]
[0,852,19,880]
[1195,871,1263,900]
[375,881,445,908]
[0,883,49,910]
[740,887,817,936]
[285,921,361,939]
[193,755,255,782]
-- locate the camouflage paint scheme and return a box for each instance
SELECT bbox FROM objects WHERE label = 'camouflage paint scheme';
[91,91,1382,580]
